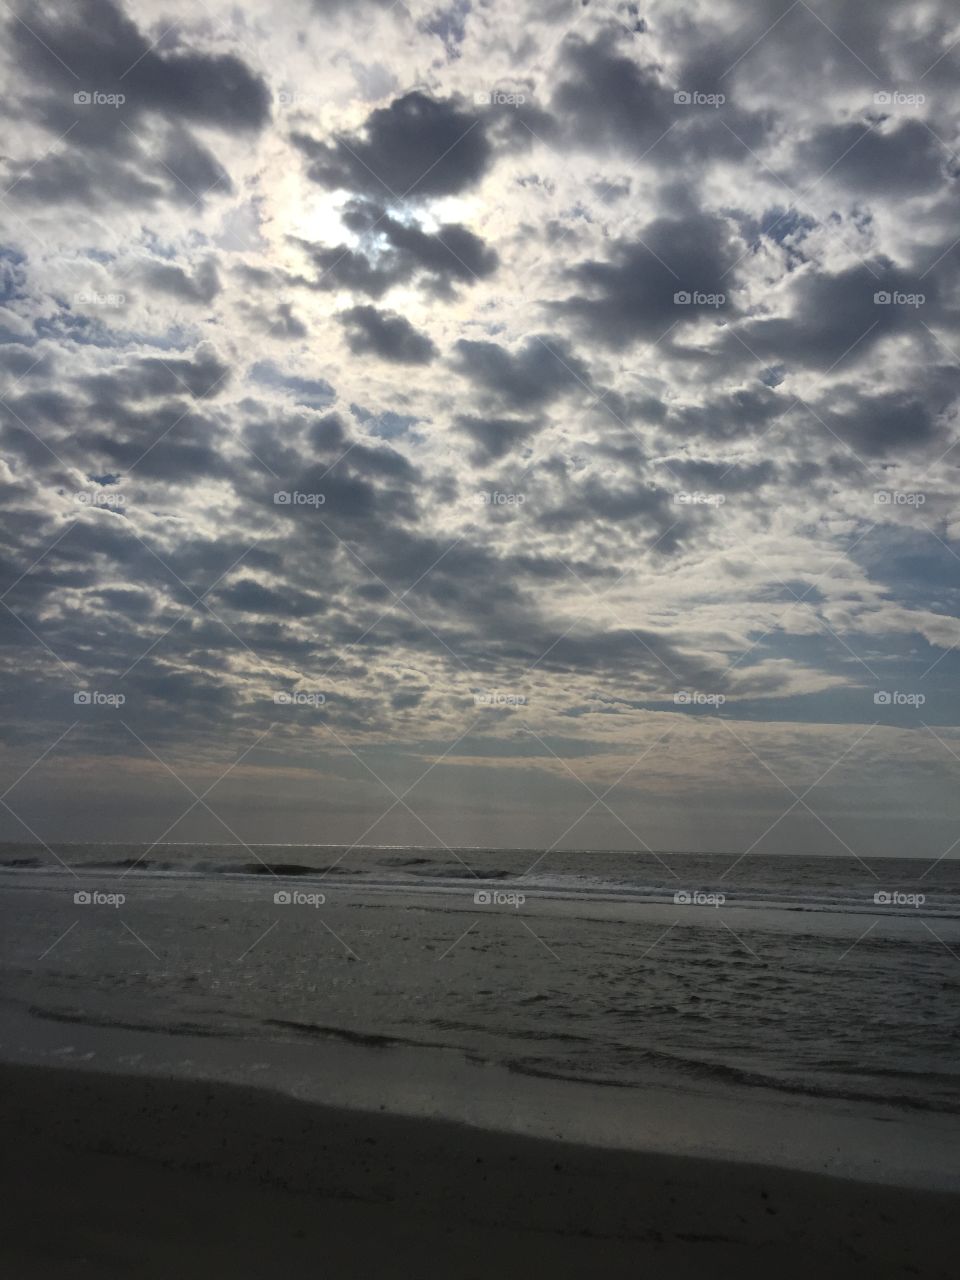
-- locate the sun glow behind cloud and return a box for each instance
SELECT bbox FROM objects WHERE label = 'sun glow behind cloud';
[0,0,958,853]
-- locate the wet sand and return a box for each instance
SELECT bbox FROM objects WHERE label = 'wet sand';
[1,1062,957,1278]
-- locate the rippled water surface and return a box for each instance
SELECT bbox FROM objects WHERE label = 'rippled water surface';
[2,844,958,1113]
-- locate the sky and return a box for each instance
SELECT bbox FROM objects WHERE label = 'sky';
[0,0,959,859]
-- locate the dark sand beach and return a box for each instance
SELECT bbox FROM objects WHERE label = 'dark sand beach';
[2,1062,957,1279]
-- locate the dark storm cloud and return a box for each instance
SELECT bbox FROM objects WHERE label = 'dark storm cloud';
[8,0,271,131]
[665,458,777,493]
[215,578,327,619]
[728,264,940,372]
[343,201,499,289]
[242,411,425,529]
[549,26,768,164]
[523,626,718,688]
[2,149,165,208]
[668,358,959,460]
[292,92,490,200]
[292,199,498,300]
[10,343,239,479]
[812,374,960,457]
[2,0,267,210]
[665,384,786,442]
[290,244,400,300]
[453,335,592,408]
[455,416,539,462]
[550,27,672,155]
[0,382,79,473]
[797,121,949,197]
[537,475,676,535]
[391,686,426,710]
[0,342,55,380]
[554,208,740,348]
[339,305,438,364]
[124,662,236,711]
[102,415,232,479]
[87,346,232,401]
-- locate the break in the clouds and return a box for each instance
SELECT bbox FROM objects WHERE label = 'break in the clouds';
[1,0,960,856]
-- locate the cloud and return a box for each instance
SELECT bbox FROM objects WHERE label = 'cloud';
[249,361,335,407]
[292,199,498,299]
[455,415,539,462]
[454,335,593,408]
[728,263,941,372]
[293,91,491,200]
[112,345,232,400]
[554,207,739,348]
[252,302,309,340]
[797,120,948,197]
[0,0,959,849]
[141,257,221,305]
[2,0,268,209]
[9,0,271,131]
[339,305,438,363]
[550,27,673,155]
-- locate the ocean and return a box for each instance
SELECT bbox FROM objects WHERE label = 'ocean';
[1,844,958,1115]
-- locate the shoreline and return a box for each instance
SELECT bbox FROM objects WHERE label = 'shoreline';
[2,1060,958,1278]
[3,1001,959,1192]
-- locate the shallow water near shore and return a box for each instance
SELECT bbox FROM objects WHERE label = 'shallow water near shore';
[2,844,959,1144]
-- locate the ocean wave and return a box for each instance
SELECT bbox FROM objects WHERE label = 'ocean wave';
[502,1050,960,1114]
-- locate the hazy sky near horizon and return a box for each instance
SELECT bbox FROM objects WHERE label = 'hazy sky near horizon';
[1,0,959,857]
